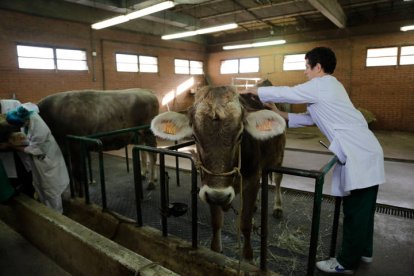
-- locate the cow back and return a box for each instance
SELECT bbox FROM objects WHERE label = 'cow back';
[38,88,159,151]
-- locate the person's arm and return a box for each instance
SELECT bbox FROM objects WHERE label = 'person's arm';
[263,103,288,120]
[258,80,319,104]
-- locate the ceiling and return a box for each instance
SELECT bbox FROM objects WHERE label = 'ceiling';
[1,0,414,49]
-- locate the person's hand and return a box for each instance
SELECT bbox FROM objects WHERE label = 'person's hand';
[263,102,280,113]
[239,87,258,95]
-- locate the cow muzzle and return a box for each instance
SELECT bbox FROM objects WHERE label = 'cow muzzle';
[199,185,235,207]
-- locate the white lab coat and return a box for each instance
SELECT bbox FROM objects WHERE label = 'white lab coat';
[258,75,385,196]
[24,113,69,212]
[0,99,31,177]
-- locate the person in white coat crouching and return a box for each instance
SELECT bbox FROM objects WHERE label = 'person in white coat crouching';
[6,105,69,213]
[242,47,385,274]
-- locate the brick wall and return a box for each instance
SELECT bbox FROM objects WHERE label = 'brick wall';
[0,10,205,113]
[207,36,414,131]
[0,9,413,131]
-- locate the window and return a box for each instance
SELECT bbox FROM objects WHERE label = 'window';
[400,46,414,65]
[116,54,138,72]
[17,45,88,70]
[220,57,259,74]
[220,59,238,74]
[366,47,398,67]
[239,58,259,73]
[116,53,158,73]
[56,49,88,70]
[174,59,204,75]
[283,54,306,71]
[190,60,203,75]
[139,55,158,73]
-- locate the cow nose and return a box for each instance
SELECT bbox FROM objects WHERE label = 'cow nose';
[199,186,235,206]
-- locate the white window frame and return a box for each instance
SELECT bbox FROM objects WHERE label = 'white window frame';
[366,47,398,67]
[174,59,204,75]
[116,53,159,73]
[283,54,306,71]
[400,46,414,65]
[17,44,88,71]
[220,57,259,74]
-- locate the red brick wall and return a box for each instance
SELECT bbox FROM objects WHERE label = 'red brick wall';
[0,10,206,113]
[207,36,414,131]
[0,9,413,131]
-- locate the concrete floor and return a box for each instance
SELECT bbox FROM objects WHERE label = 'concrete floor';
[1,127,413,276]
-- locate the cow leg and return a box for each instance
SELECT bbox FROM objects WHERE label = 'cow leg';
[140,150,148,178]
[240,178,260,261]
[143,130,158,191]
[209,204,224,253]
[272,172,283,218]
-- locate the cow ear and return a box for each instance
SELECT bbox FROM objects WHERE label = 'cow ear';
[151,111,193,141]
[244,110,286,140]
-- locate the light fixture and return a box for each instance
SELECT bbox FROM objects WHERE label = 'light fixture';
[92,1,176,30]
[162,23,238,40]
[400,25,414,32]
[223,39,286,50]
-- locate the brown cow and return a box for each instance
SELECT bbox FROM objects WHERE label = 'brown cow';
[151,86,286,261]
[38,88,159,195]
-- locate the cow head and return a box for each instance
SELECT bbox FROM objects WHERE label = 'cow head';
[151,86,285,209]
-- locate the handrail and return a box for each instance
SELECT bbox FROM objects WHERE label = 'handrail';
[261,156,339,275]
[65,135,106,208]
[132,142,199,249]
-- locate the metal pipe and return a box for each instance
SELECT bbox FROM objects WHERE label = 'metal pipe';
[159,153,168,236]
[330,197,342,257]
[260,172,269,271]
[132,147,143,226]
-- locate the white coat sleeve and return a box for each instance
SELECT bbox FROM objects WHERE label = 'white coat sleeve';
[257,79,320,104]
[24,116,50,156]
[288,113,315,128]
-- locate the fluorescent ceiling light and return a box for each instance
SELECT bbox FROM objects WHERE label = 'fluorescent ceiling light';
[223,39,286,50]
[162,23,238,40]
[92,1,175,30]
[400,25,414,32]
[126,1,175,20]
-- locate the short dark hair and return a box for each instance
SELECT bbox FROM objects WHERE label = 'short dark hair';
[305,47,336,74]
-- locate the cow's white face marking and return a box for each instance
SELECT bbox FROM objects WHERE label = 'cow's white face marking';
[199,185,235,207]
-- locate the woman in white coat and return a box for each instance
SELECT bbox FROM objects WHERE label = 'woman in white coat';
[6,105,69,213]
[244,47,385,274]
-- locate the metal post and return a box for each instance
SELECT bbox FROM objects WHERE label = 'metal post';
[191,162,198,249]
[80,143,90,204]
[132,147,143,226]
[65,138,75,198]
[159,153,168,236]
[260,172,269,271]
[330,197,342,257]
[125,145,129,173]
[175,140,180,187]
[307,175,324,276]
[98,148,107,210]
[87,150,94,184]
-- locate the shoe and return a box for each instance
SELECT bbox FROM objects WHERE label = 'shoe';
[316,258,354,274]
[361,256,373,263]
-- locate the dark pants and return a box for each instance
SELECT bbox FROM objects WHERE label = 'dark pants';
[9,152,34,198]
[337,185,379,269]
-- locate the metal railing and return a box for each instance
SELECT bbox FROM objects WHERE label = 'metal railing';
[66,133,341,275]
[65,125,151,208]
[260,156,340,275]
[132,140,199,249]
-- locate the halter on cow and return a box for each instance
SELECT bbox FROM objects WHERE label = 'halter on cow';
[151,86,286,261]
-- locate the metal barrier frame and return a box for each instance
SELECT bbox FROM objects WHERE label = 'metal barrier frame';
[132,141,341,275]
[66,132,341,275]
[260,156,340,275]
[132,141,199,249]
[65,125,150,209]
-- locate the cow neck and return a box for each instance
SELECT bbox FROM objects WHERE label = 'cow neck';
[196,142,242,179]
